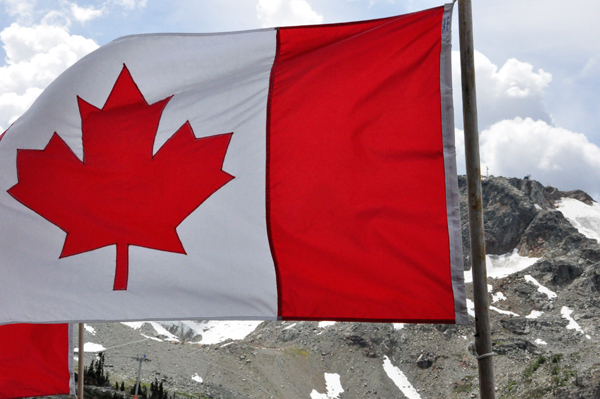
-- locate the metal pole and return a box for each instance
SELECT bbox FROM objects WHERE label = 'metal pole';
[78,323,84,399]
[134,354,146,399]
[457,0,496,398]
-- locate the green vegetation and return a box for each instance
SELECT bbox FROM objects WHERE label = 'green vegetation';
[522,386,552,399]
[286,347,310,358]
[79,352,180,399]
[505,379,518,394]
[452,375,475,393]
[502,352,581,398]
[126,378,171,399]
[523,355,546,379]
[84,352,110,387]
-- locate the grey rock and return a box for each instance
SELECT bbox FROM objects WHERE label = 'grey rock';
[500,318,530,335]
[459,176,538,268]
[416,353,435,369]
[536,258,584,286]
[493,338,540,355]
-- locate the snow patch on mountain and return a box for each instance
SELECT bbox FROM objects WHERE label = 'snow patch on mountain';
[526,310,544,319]
[141,333,163,342]
[148,322,180,341]
[162,320,262,345]
[318,321,336,328]
[464,249,539,283]
[383,356,421,399]
[84,324,96,335]
[121,321,179,342]
[492,291,507,303]
[524,275,557,299]
[556,198,600,242]
[490,306,519,316]
[561,306,590,339]
[310,373,344,399]
[121,320,261,344]
[74,342,106,352]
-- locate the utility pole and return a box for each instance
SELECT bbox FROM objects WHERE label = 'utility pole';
[134,354,146,399]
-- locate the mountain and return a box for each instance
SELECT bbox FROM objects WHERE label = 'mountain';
[73,175,600,399]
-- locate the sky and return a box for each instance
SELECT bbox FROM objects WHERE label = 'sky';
[0,0,599,198]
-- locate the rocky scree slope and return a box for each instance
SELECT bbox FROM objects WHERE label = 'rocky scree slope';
[73,176,600,399]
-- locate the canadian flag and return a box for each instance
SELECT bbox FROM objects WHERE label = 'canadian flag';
[0,4,466,324]
[0,324,73,398]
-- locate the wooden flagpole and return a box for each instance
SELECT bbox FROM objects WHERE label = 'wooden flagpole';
[457,0,496,398]
[78,323,84,399]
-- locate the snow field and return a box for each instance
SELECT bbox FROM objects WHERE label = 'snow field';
[121,320,261,344]
[524,275,557,299]
[561,307,591,339]
[74,342,106,352]
[489,306,519,316]
[556,198,600,242]
[310,373,344,399]
[318,321,336,328]
[464,249,539,284]
[526,310,544,319]
[141,333,163,342]
[492,292,507,302]
[383,356,421,399]
[178,320,262,345]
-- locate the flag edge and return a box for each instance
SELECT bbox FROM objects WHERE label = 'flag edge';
[440,2,469,325]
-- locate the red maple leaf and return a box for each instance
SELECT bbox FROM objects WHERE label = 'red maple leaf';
[8,65,234,290]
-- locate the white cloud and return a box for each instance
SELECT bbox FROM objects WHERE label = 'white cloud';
[0,0,35,21]
[1,0,140,32]
[0,22,98,131]
[257,0,323,27]
[491,57,552,99]
[70,3,104,23]
[40,9,71,28]
[112,0,147,11]
[477,118,600,198]
[452,51,600,199]
[452,51,552,130]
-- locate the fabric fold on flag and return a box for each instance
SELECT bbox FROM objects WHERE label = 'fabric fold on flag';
[0,3,466,325]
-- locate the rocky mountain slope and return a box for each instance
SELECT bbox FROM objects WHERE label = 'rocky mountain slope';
[74,176,600,399]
